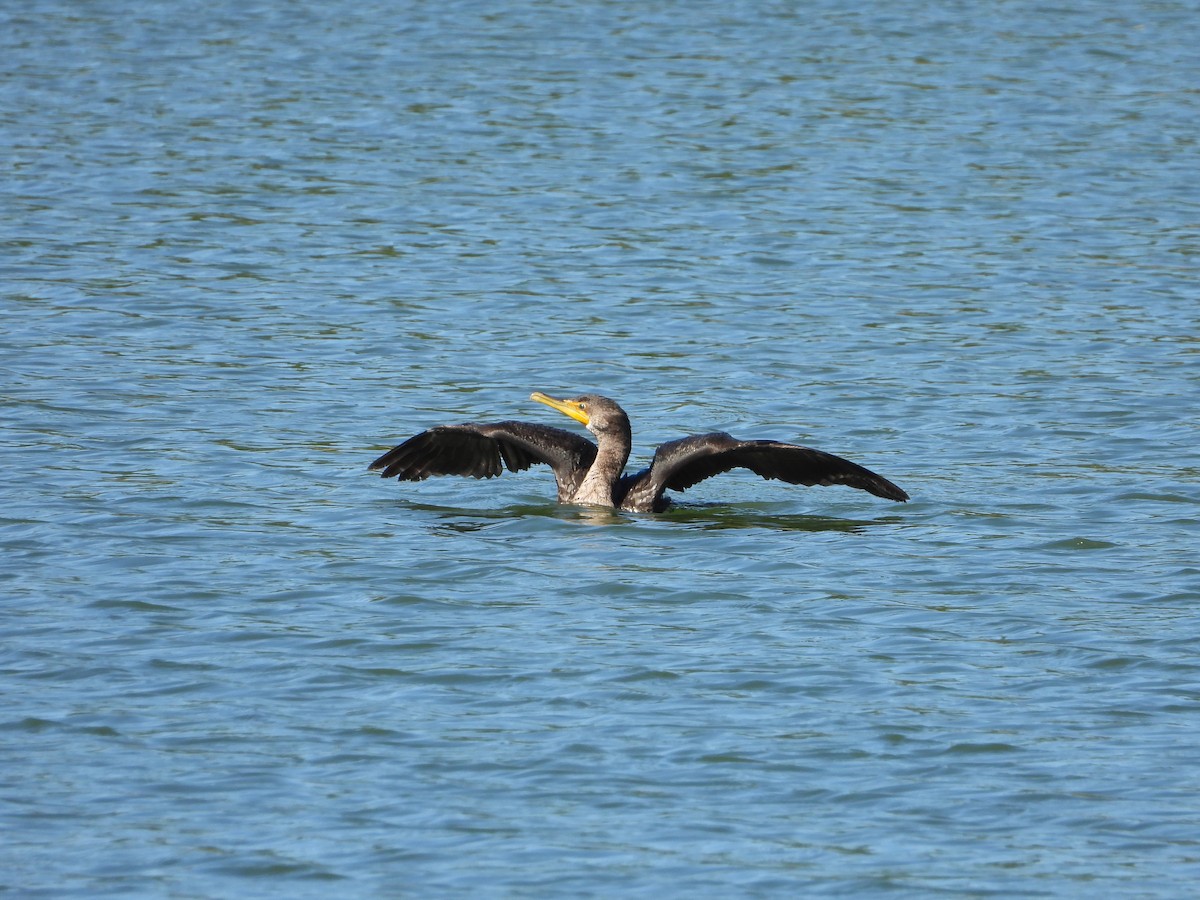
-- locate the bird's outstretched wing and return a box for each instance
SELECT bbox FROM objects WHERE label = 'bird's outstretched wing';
[626,432,908,510]
[369,421,597,502]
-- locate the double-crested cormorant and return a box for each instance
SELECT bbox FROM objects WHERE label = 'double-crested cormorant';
[369,392,908,512]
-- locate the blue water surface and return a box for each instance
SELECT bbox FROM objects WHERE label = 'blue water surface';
[3,0,1199,896]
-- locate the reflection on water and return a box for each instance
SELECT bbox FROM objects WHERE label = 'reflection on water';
[390,497,898,534]
[661,503,896,533]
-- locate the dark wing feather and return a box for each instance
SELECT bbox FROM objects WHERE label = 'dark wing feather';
[648,432,908,503]
[369,421,597,501]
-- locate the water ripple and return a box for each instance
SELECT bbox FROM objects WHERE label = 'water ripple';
[4,0,1200,896]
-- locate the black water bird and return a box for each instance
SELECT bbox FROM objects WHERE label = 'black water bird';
[369,392,909,513]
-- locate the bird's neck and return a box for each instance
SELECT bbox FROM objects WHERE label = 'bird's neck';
[575,430,631,507]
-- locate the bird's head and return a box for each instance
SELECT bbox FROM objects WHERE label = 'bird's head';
[531,392,630,439]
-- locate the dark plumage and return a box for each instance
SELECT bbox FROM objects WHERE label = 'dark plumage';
[369,392,909,513]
